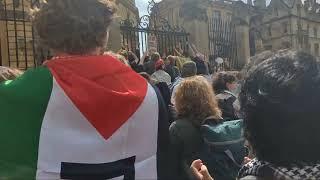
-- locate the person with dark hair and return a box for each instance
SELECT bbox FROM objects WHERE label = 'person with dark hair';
[140,71,174,123]
[144,52,161,75]
[151,59,171,86]
[238,50,320,179]
[127,51,144,73]
[165,55,181,82]
[187,43,209,75]
[0,0,171,179]
[212,72,240,120]
[193,56,209,75]
[190,51,320,180]
[170,61,197,105]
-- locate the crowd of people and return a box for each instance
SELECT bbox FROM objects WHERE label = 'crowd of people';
[1,0,320,179]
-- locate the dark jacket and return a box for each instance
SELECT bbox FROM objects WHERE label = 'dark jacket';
[165,65,181,82]
[169,119,203,180]
[144,60,156,75]
[130,62,144,73]
[193,58,209,75]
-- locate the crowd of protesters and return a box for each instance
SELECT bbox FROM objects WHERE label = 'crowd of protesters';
[1,0,320,179]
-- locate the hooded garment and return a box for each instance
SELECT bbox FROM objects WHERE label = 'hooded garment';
[0,55,171,179]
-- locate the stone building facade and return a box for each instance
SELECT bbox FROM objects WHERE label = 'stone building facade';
[156,0,320,69]
[155,0,252,69]
[0,0,139,69]
[251,0,320,57]
[108,0,139,51]
[0,0,35,69]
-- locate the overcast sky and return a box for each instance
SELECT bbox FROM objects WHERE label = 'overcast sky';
[135,0,272,17]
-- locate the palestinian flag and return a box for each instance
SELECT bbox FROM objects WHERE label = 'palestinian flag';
[0,55,169,179]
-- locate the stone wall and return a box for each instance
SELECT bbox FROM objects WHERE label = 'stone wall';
[156,0,251,69]
[108,0,139,52]
[0,0,140,68]
[0,0,36,69]
[257,0,320,57]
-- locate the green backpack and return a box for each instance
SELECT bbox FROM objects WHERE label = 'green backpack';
[198,119,246,180]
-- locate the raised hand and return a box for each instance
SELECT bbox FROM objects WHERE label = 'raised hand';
[190,160,214,180]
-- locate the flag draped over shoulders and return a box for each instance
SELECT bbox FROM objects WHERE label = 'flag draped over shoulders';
[0,55,168,179]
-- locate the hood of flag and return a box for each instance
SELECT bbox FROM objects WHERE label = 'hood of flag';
[0,55,162,179]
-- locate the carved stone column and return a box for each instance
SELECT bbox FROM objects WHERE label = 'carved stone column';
[234,16,251,68]
[179,0,209,56]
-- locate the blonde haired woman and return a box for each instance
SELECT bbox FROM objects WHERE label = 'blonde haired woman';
[170,76,222,180]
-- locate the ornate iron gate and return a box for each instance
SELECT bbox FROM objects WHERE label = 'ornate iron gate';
[208,17,238,70]
[120,1,189,57]
[0,0,49,69]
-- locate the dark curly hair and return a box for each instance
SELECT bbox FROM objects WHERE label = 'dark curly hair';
[212,71,237,94]
[240,50,320,165]
[33,0,116,55]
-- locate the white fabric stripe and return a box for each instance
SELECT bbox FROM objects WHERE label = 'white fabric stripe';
[36,78,158,179]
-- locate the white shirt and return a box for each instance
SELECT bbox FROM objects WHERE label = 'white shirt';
[151,70,172,86]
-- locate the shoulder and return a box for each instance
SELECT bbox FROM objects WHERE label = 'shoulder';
[239,176,260,180]
[170,119,191,128]
[216,91,234,100]
[169,119,197,141]
[216,93,229,99]
[170,119,198,135]
[0,66,53,120]
[0,67,52,93]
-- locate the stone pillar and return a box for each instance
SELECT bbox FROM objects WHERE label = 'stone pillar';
[254,0,266,8]
[236,24,250,68]
[183,20,209,56]
[107,20,122,52]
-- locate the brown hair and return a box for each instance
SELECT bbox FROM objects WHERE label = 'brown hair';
[181,61,197,78]
[212,71,237,94]
[33,0,116,55]
[175,76,221,124]
[0,66,23,83]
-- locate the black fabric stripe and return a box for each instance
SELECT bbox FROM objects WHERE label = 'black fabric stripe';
[60,156,136,180]
[152,85,172,180]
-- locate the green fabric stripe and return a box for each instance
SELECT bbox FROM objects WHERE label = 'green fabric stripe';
[0,67,52,179]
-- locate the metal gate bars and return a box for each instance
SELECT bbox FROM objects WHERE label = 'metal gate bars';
[0,0,49,70]
[120,17,189,58]
[120,0,189,57]
[208,17,238,71]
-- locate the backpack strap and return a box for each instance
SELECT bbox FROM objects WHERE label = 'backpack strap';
[223,90,237,98]
[224,149,242,168]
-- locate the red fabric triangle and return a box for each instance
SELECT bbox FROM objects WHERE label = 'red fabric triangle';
[46,55,148,140]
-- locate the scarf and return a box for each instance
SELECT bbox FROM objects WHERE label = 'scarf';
[238,158,320,180]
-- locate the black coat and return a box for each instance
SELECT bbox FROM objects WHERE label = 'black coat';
[169,119,203,180]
